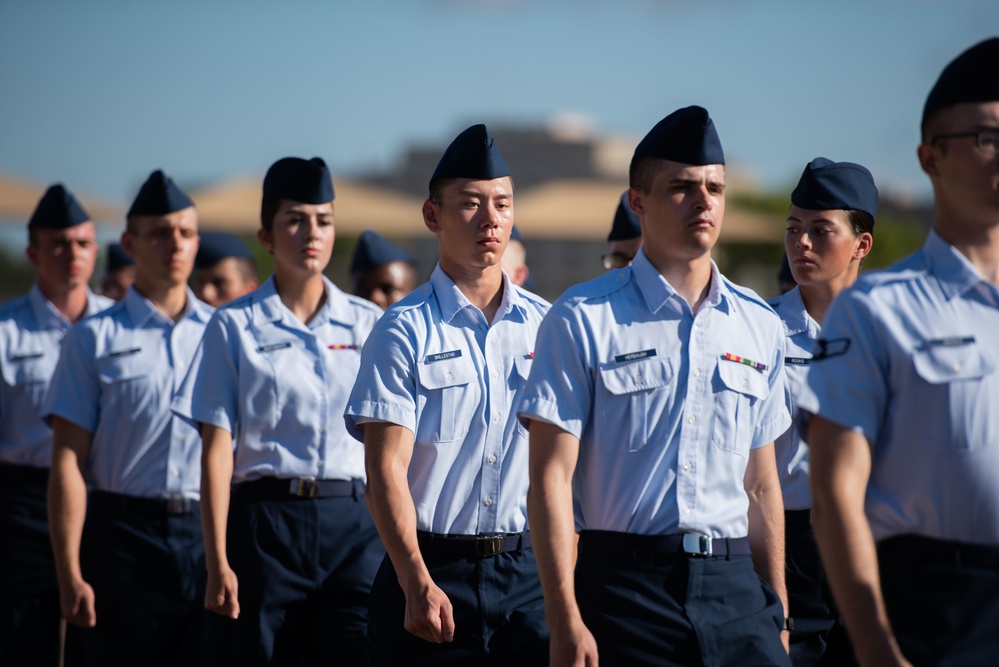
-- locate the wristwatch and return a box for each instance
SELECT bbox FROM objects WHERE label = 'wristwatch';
[783,616,794,632]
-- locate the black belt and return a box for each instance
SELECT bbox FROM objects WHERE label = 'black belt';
[879,534,999,570]
[89,490,199,516]
[236,477,364,500]
[579,530,752,558]
[417,531,531,558]
[0,462,50,484]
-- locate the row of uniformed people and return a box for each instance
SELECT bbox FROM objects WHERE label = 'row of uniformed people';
[0,164,424,667]
[3,34,998,667]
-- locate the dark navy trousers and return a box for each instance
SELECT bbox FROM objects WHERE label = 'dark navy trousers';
[367,542,549,666]
[64,491,207,667]
[0,464,60,667]
[575,540,789,667]
[878,535,999,667]
[205,480,383,666]
[784,509,854,667]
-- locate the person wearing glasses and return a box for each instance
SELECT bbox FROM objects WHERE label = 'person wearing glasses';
[803,37,999,667]
[769,158,876,667]
[601,191,642,270]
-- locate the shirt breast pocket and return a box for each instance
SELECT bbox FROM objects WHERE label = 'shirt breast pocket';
[911,341,996,450]
[97,350,157,406]
[3,351,55,404]
[417,356,478,444]
[596,357,672,453]
[712,361,770,457]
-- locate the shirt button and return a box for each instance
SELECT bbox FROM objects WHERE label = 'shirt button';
[317,461,324,468]
[687,415,696,424]
[318,427,325,434]
[493,413,501,422]
[124,365,131,373]
[683,462,691,471]
[488,455,497,464]
[692,368,701,377]
[318,394,326,402]
[953,363,963,373]
[741,378,749,388]
[446,372,453,381]
[635,374,643,383]
[492,371,499,379]
[175,434,183,441]
[171,468,180,477]
[484,498,493,507]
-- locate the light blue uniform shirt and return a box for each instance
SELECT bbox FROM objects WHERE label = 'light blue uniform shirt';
[799,231,999,545]
[517,249,790,538]
[768,286,820,511]
[344,265,550,535]
[0,286,112,467]
[41,286,212,499]
[173,276,382,483]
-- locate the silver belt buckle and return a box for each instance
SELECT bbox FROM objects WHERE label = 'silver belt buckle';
[682,533,713,557]
[166,495,190,515]
[289,478,318,498]
[475,536,505,558]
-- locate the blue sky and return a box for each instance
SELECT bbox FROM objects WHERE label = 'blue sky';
[1,1,996,205]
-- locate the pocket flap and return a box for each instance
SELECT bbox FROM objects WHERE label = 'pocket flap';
[717,360,769,399]
[912,341,995,384]
[599,356,672,396]
[418,355,475,390]
[97,348,155,382]
[3,349,53,385]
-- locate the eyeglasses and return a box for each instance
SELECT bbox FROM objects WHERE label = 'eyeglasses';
[601,252,635,270]
[930,128,998,155]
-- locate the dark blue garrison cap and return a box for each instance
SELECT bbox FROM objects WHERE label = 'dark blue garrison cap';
[28,184,91,229]
[350,230,415,274]
[128,170,195,217]
[430,124,512,188]
[922,37,999,130]
[263,157,334,204]
[105,243,134,272]
[633,106,725,166]
[608,191,642,241]
[791,158,878,220]
[196,231,255,270]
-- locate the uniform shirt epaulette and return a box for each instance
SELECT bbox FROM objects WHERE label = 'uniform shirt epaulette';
[848,249,930,296]
[721,275,778,315]
[381,281,435,316]
[342,292,387,318]
[510,284,552,311]
[0,294,31,320]
[553,267,634,308]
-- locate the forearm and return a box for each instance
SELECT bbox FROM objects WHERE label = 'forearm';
[527,421,583,625]
[364,424,430,592]
[808,415,906,666]
[47,421,91,585]
[747,477,788,613]
[200,424,234,573]
[745,443,787,614]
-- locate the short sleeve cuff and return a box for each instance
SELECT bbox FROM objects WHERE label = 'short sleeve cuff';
[344,401,415,442]
[517,397,583,439]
